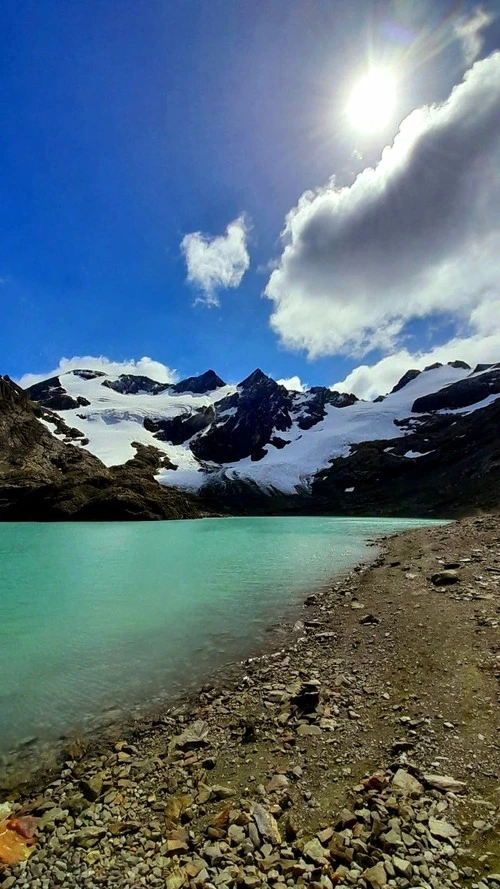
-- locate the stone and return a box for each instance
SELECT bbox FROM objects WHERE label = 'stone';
[393,856,413,878]
[80,773,104,802]
[251,803,281,844]
[72,826,106,848]
[170,720,209,751]
[428,818,459,839]
[265,774,289,793]
[422,774,466,793]
[317,827,334,844]
[363,862,387,888]
[212,785,236,800]
[297,724,322,737]
[303,837,329,865]
[431,570,459,586]
[228,824,246,845]
[165,867,189,889]
[165,794,192,830]
[392,769,424,796]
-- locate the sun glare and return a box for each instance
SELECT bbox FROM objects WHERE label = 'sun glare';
[346,69,397,134]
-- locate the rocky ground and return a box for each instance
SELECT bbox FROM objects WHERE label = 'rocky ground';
[1,513,499,888]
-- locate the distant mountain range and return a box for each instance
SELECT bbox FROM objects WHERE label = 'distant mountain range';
[1,360,499,519]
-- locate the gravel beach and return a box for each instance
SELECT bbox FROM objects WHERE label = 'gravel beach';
[1,513,499,888]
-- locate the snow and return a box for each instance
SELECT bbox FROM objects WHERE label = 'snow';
[36,362,497,495]
[56,371,236,471]
[38,417,64,439]
[403,450,435,459]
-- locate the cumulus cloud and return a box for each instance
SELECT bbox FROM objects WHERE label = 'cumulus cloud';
[18,355,179,388]
[455,5,494,64]
[181,215,250,307]
[276,375,306,392]
[265,53,500,361]
[333,323,500,401]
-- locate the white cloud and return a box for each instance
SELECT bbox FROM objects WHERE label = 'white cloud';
[265,53,500,362]
[333,325,500,400]
[455,6,494,64]
[181,215,250,307]
[277,375,306,392]
[18,355,179,388]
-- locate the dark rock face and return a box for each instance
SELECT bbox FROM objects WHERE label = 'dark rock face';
[294,387,358,431]
[390,369,421,394]
[412,368,500,413]
[424,362,443,372]
[26,376,89,411]
[191,370,293,463]
[101,374,169,396]
[448,360,471,370]
[171,370,226,394]
[472,362,498,374]
[70,369,106,380]
[0,376,202,521]
[310,396,500,517]
[144,406,215,445]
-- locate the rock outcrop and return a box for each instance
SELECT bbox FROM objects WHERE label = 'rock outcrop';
[191,370,293,463]
[0,376,202,521]
[412,365,500,412]
[171,369,226,394]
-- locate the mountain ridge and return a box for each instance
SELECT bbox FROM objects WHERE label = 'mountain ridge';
[1,359,499,519]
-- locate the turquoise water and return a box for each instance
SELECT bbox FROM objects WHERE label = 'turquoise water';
[0,516,436,756]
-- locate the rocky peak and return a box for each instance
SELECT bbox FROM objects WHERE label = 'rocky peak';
[412,366,500,413]
[390,369,421,395]
[171,369,226,395]
[448,360,471,370]
[294,387,358,431]
[0,374,29,408]
[191,371,292,464]
[70,369,106,380]
[238,368,273,389]
[25,376,90,411]
[102,374,169,396]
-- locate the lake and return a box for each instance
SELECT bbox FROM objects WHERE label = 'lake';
[0,516,437,765]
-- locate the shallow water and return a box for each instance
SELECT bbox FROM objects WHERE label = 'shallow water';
[0,516,438,755]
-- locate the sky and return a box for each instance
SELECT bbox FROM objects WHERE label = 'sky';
[2,0,500,398]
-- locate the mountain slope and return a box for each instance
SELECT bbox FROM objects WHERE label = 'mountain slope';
[0,376,203,521]
[16,359,500,517]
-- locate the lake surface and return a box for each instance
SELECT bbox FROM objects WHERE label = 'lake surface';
[0,516,437,760]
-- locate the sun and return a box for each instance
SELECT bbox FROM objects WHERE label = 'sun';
[346,69,397,134]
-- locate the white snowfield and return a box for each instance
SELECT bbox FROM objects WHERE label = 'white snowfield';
[36,364,498,495]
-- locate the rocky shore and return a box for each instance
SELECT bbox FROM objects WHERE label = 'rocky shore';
[1,514,499,888]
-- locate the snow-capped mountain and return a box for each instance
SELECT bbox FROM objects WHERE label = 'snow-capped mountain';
[24,360,500,504]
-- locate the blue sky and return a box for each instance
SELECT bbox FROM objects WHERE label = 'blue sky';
[2,0,500,396]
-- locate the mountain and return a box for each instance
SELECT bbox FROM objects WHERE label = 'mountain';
[0,376,203,521]
[5,359,500,518]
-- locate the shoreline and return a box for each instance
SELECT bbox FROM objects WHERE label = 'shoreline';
[1,513,499,888]
[0,529,383,793]
[1,515,416,791]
